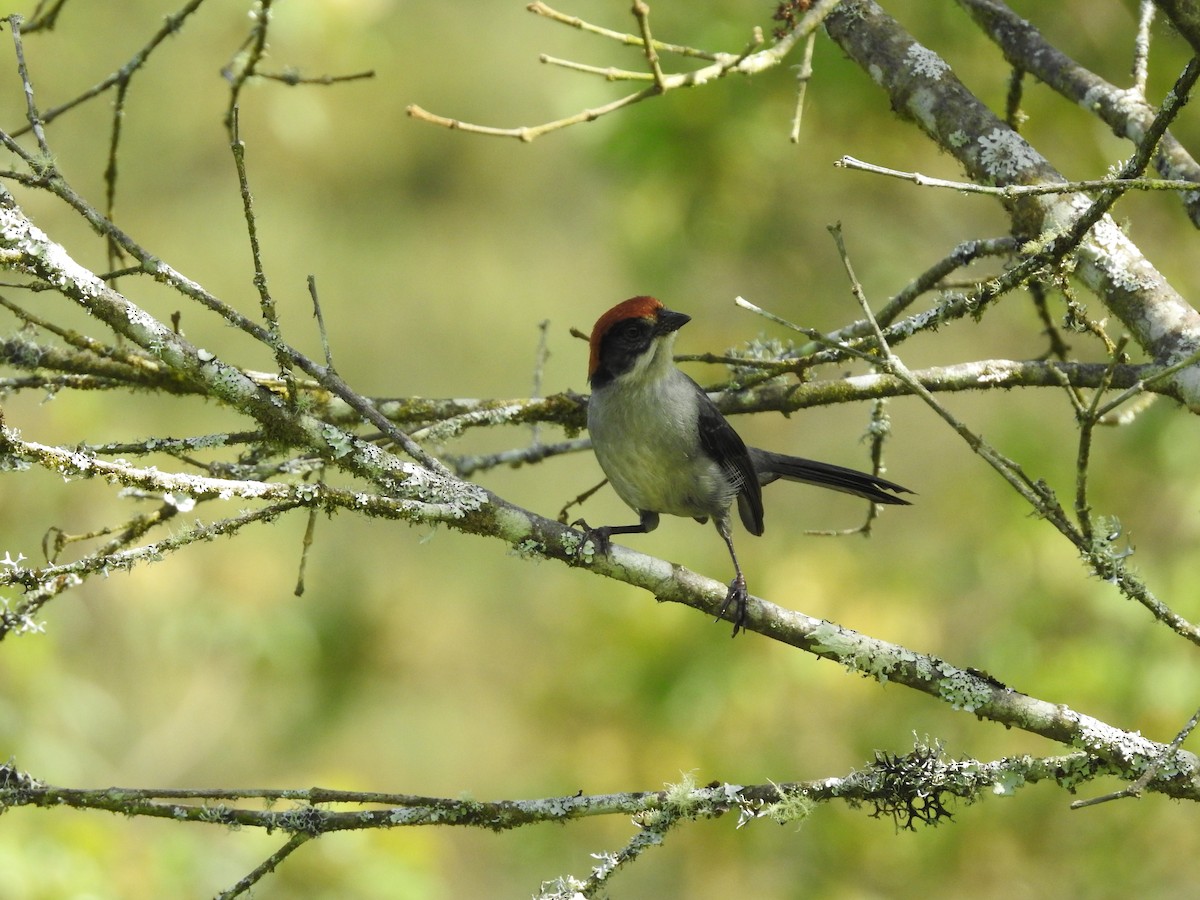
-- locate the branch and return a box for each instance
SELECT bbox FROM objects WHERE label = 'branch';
[527,1,719,59]
[9,0,207,135]
[7,370,1189,781]
[0,740,1174,897]
[836,155,1200,199]
[1154,0,1200,55]
[0,197,463,491]
[958,0,1200,227]
[824,0,1200,409]
[406,0,843,141]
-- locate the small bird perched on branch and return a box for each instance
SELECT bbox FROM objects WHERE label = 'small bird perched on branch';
[578,296,912,636]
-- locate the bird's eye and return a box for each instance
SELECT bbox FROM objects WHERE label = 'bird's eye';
[620,323,642,340]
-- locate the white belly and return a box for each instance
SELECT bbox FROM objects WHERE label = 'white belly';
[588,375,734,519]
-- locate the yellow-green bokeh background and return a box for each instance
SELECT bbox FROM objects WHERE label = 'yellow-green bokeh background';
[2,1,1200,896]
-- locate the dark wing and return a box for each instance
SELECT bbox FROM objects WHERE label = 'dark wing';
[692,377,764,536]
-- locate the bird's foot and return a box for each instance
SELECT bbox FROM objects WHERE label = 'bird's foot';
[715,574,749,638]
[570,519,611,557]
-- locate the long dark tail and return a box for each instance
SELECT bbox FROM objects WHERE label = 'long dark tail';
[748,447,913,505]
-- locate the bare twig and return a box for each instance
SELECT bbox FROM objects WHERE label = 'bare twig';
[229,106,294,400]
[526,1,719,60]
[1072,339,1129,542]
[308,275,336,373]
[10,0,207,135]
[1072,703,1200,809]
[824,221,1200,645]
[836,155,1200,197]
[631,0,667,90]
[957,0,1200,226]
[1132,1,1155,95]
[789,30,818,142]
[23,0,70,33]
[407,88,656,142]
[1005,65,1026,130]
[222,0,274,129]
[409,0,844,141]
[217,834,312,900]
[7,16,51,159]
[258,67,374,86]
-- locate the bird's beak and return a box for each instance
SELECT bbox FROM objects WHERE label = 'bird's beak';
[655,308,691,334]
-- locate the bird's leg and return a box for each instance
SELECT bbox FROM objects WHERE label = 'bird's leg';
[572,511,659,556]
[719,575,749,638]
[713,516,750,637]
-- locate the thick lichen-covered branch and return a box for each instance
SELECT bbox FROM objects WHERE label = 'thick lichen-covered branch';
[0,198,474,505]
[824,0,1200,407]
[0,740,1169,897]
[957,0,1200,226]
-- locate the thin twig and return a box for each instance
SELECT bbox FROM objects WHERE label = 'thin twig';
[1073,339,1128,543]
[449,438,591,479]
[1072,703,1200,809]
[407,87,657,143]
[23,0,70,33]
[410,0,844,141]
[308,275,336,373]
[529,318,551,449]
[631,0,667,91]
[733,296,884,365]
[824,223,1200,646]
[7,16,51,159]
[789,30,817,143]
[294,468,322,597]
[216,833,312,900]
[229,107,294,399]
[4,162,451,475]
[103,77,131,276]
[1132,1,1155,96]
[258,67,374,86]
[526,1,719,60]
[1029,279,1076,364]
[11,0,207,135]
[539,56,654,81]
[1005,66,1025,130]
[836,156,1200,197]
[223,0,274,130]
[1093,344,1200,420]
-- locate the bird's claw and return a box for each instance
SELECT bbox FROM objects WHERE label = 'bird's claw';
[571,519,611,556]
[715,574,749,638]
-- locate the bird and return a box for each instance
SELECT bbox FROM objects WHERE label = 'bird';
[577,296,912,637]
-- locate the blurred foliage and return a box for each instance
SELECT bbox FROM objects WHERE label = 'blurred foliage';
[1,0,1199,897]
